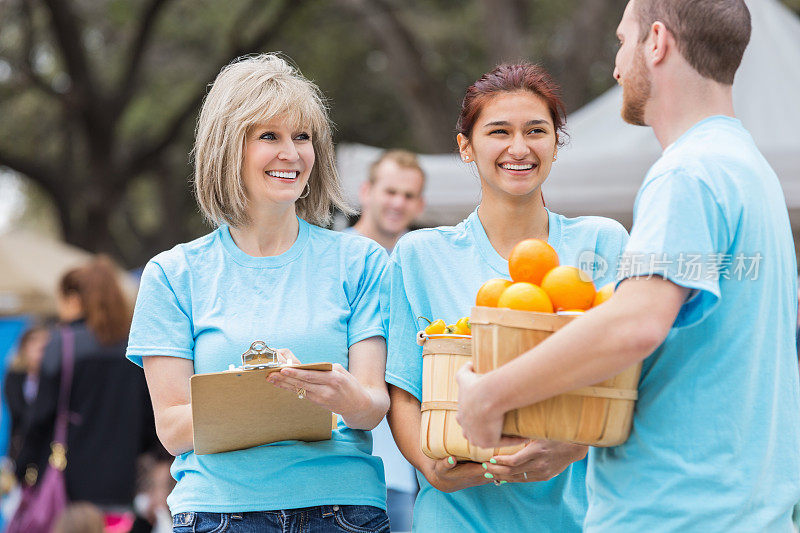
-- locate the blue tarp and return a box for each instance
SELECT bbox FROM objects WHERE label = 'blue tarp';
[0,317,31,458]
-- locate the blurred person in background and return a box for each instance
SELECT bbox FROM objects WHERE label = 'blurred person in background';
[127,53,390,532]
[2,325,49,477]
[0,325,49,523]
[51,502,105,533]
[347,150,425,253]
[130,449,175,533]
[14,256,157,524]
[345,150,425,531]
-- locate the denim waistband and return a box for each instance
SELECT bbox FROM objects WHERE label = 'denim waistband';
[173,504,356,523]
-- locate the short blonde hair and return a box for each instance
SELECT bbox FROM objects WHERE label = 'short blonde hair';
[193,53,353,227]
[368,149,426,189]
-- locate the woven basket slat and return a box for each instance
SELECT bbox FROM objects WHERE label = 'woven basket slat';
[420,336,524,462]
[472,306,641,447]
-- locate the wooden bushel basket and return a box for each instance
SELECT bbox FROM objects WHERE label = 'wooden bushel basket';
[471,306,641,447]
[420,334,524,462]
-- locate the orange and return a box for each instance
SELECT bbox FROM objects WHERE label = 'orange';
[496,282,554,313]
[593,283,615,307]
[508,239,560,285]
[540,266,596,311]
[475,278,513,307]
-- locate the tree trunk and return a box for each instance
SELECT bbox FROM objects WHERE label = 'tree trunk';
[338,0,455,152]
[548,0,626,112]
[481,0,529,65]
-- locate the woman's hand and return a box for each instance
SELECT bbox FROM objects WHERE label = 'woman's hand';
[422,456,491,493]
[275,348,302,365]
[480,440,588,483]
[387,386,490,493]
[268,361,371,417]
[267,337,389,430]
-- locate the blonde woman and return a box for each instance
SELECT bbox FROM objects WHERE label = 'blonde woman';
[127,54,391,532]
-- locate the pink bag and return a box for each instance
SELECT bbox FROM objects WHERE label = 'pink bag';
[5,327,74,533]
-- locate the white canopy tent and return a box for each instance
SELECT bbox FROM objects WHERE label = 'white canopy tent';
[336,0,800,230]
[0,230,138,317]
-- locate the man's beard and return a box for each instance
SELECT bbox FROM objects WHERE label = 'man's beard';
[621,46,651,126]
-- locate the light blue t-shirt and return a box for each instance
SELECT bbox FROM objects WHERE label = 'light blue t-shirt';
[126,218,389,514]
[381,208,628,532]
[586,116,800,531]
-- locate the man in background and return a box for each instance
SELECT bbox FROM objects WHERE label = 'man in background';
[347,150,425,253]
[346,149,425,532]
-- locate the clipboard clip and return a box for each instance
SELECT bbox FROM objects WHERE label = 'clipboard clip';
[240,341,281,370]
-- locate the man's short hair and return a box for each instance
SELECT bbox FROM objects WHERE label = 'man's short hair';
[634,0,751,85]
[367,149,426,189]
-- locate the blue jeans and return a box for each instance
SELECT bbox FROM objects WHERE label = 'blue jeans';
[172,505,390,533]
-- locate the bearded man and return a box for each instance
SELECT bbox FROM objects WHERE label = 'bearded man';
[456,1,800,530]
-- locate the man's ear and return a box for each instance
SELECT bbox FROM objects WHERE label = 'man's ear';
[358,180,372,206]
[650,21,670,66]
[414,196,426,219]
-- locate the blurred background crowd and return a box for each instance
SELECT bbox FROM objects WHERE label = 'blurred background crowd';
[0,0,798,531]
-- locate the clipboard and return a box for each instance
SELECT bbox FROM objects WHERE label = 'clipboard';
[190,341,336,455]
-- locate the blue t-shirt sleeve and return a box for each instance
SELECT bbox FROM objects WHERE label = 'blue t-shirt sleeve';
[595,221,630,288]
[380,252,424,401]
[126,259,195,367]
[621,171,729,329]
[347,245,389,347]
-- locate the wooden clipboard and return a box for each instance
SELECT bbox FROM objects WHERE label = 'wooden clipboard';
[190,358,336,455]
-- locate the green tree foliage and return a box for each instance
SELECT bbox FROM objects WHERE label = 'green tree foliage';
[0,0,305,265]
[4,0,782,266]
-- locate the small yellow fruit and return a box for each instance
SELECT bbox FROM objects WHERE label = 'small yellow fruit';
[593,283,615,307]
[424,319,446,335]
[446,317,471,335]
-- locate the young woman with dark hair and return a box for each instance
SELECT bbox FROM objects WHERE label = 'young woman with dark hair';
[381,63,629,531]
[14,256,157,517]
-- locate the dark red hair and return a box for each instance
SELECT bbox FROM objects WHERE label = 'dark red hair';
[457,63,567,146]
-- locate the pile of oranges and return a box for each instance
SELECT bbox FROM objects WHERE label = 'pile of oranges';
[476,239,614,313]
